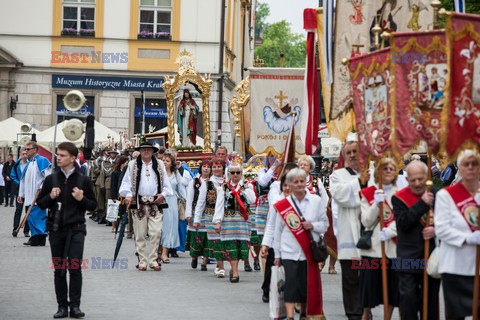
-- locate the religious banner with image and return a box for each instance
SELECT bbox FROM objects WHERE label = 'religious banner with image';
[249,68,306,155]
[443,13,480,159]
[331,0,433,141]
[391,30,446,161]
[349,48,393,173]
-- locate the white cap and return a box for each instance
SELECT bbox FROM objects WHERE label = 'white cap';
[346,132,358,143]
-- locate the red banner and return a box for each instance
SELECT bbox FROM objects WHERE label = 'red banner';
[348,48,392,173]
[391,31,446,160]
[444,13,480,158]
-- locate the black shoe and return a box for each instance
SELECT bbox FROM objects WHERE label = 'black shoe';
[4,203,8,207]
[39,235,47,246]
[191,259,198,269]
[262,294,269,303]
[10,203,14,207]
[244,264,253,272]
[254,261,261,271]
[171,249,179,258]
[12,230,18,237]
[69,306,85,318]
[53,306,68,318]
[98,217,107,224]
[201,264,207,271]
[23,236,39,246]
[92,215,100,222]
[24,232,30,237]
[230,275,240,283]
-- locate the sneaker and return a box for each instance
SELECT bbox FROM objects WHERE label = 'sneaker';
[216,269,226,278]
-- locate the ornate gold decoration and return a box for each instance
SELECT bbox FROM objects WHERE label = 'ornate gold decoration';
[230,77,250,156]
[253,56,264,67]
[163,50,213,153]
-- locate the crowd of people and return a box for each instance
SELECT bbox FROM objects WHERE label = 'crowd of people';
[3,133,480,320]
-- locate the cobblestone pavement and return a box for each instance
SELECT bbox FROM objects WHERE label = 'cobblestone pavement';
[0,205,434,320]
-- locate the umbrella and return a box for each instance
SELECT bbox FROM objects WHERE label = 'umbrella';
[112,203,130,268]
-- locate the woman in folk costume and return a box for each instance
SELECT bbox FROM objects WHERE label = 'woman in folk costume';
[194,157,227,278]
[177,89,199,146]
[297,155,335,272]
[273,168,328,320]
[435,149,480,320]
[359,157,399,320]
[160,151,187,263]
[185,159,212,270]
[213,161,256,283]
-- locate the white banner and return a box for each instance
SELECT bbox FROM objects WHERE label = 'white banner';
[249,68,306,155]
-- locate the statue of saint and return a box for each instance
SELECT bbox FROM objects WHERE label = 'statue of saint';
[177,89,199,146]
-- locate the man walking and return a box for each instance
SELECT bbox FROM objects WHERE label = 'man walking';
[37,142,97,318]
[119,142,172,271]
[2,154,15,207]
[11,148,29,237]
[18,141,51,246]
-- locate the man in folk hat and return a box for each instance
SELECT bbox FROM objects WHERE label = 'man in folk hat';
[119,142,172,271]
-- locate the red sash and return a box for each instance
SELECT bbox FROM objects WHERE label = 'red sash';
[361,186,397,243]
[445,183,479,232]
[395,187,432,226]
[274,198,324,318]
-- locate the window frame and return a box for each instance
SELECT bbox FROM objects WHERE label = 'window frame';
[138,0,172,40]
[62,0,96,36]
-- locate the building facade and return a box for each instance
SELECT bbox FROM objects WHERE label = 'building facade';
[0,0,255,152]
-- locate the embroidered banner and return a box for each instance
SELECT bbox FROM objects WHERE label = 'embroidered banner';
[443,13,480,159]
[331,0,433,140]
[249,68,306,155]
[349,48,393,173]
[391,31,446,161]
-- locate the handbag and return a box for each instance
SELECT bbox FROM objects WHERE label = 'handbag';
[427,247,441,279]
[269,266,286,320]
[106,199,120,222]
[356,220,380,250]
[291,196,328,263]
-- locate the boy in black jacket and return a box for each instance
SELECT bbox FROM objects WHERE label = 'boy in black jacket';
[37,142,97,319]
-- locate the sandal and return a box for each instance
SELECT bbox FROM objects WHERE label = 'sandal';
[216,269,225,278]
[161,256,170,264]
[230,275,240,283]
[328,266,337,274]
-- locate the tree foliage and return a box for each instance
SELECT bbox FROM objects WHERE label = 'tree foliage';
[255,2,270,41]
[440,0,480,14]
[254,2,306,68]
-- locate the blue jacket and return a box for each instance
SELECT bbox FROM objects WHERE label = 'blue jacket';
[10,159,27,185]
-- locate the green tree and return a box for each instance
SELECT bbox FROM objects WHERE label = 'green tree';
[440,0,480,14]
[255,20,306,68]
[255,1,270,42]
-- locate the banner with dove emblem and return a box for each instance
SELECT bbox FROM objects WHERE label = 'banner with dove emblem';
[249,68,306,155]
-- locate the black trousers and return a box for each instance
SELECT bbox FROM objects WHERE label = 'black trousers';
[340,260,362,320]
[397,271,441,320]
[49,229,85,308]
[261,248,275,296]
[4,180,15,205]
[0,185,4,204]
[12,198,29,234]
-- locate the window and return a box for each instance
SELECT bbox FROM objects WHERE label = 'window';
[62,0,95,36]
[138,0,172,39]
[134,98,168,134]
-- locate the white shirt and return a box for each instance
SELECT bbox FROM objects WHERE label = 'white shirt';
[119,159,172,198]
[261,188,284,248]
[257,167,275,188]
[194,175,224,224]
[0,164,4,186]
[19,157,51,205]
[273,193,329,260]
[212,181,256,224]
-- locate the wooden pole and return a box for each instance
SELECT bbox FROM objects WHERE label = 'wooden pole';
[378,168,389,320]
[422,167,433,320]
[16,190,41,233]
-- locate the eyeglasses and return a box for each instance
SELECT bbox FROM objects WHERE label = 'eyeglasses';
[229,171,242,175]
[24,148,34,151]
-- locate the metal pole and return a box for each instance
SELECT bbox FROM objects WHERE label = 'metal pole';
[141,90,145,136]
[217,0,226,147]
[52,112,59,164]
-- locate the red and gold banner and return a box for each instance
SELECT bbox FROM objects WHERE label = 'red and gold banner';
[391,31,446,161]
[443,13,480,159]
[349,48,392,173]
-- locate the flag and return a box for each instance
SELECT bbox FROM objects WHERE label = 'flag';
[348,48,393,174]
[249,68,306,156]
[323,0,334,84]
[330,0,433,141]
[302,8,320,155]
[454,0,466,13]
[391,30,446,162]
[443,13,480,160]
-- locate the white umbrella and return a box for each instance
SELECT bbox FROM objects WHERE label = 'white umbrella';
[0,117,40,147]
[36,120,120,148]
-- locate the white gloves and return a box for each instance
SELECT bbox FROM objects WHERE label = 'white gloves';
[374,190,385,205]
[379,228,392,242]
[466,231,480,246]
[475,193,480,206]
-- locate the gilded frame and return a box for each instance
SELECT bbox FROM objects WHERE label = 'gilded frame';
[230,77,250,156]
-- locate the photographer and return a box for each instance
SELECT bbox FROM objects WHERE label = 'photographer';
[37,142,97,319]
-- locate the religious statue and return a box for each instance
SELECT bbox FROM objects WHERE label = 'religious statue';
[177,89,199,146]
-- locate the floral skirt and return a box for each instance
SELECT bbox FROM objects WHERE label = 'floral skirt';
[186,230,209,258]
[221,240,249,261]
[210,239,226,261]
[249,230,262,246]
